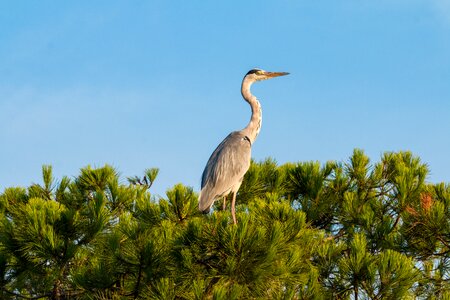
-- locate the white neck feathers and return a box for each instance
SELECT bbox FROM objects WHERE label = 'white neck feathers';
[240,76,262,144]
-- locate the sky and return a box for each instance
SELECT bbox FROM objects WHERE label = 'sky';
[1,1,449,197]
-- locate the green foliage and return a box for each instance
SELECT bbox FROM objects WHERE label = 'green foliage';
[0,150,449,299]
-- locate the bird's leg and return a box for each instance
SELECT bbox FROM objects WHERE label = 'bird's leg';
[231,192,237,224]
[222,196,227,211]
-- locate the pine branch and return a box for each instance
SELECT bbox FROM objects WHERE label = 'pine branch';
[2,287,86,300]
[133,256,144,299]
[392,213,401,230]
[437,236,450,249]
[2,289,52,300]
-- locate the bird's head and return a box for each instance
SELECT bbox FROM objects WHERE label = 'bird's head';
[244,68,289,82]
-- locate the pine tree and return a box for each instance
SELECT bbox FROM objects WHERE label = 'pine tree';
[0,150,448,299]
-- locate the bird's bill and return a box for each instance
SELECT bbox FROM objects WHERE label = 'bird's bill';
[264,71,289,78]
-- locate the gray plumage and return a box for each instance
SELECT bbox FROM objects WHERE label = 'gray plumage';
[198,68,289,224]
[199,131,251,212]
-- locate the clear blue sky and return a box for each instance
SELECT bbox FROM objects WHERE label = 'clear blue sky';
[1,1,449,197]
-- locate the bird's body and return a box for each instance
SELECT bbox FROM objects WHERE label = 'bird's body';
[199,68,288,224]
[199,131,251,212]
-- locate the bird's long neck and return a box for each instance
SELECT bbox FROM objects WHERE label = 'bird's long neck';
[240,77,262,144]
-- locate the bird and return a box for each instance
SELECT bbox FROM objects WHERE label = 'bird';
[198,68,289,224]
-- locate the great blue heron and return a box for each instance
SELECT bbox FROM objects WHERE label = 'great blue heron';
[198,68,289,224]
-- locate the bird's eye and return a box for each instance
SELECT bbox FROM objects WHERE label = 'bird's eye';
[255,70,264,75]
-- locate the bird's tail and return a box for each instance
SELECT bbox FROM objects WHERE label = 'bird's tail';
[198,186,215,213]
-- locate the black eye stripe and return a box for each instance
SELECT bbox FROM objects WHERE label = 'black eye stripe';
[246,69,260,75]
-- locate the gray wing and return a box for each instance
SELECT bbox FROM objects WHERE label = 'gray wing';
[199,131,252,211]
